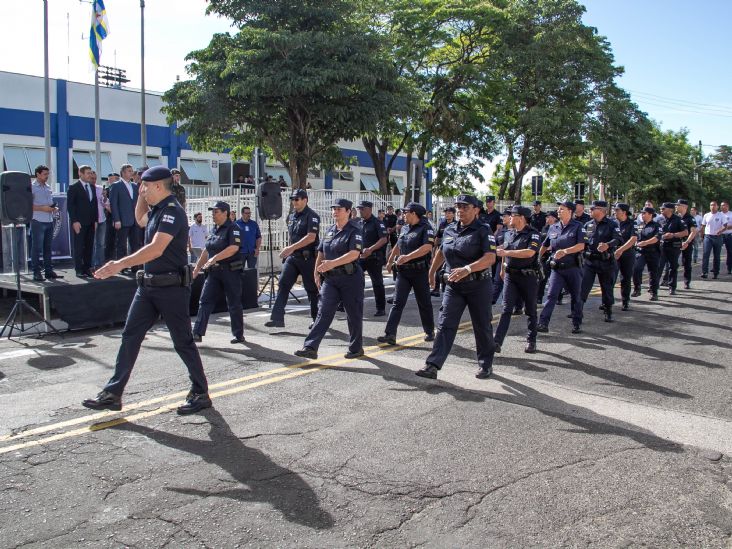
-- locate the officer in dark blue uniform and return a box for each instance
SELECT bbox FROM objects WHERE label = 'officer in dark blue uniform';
[494,205,542,354]
[266,189,320,328]
[356,201,388,316]
[632,206,662,301]
[296,199,365,359]
[491,208,513,305]
[536,210,558,304]
[612,203,637,311]
[580,200,623,322]
[537,200,586,334]
[479,195,502,234]
[418,194,497,380]
[658,202,689,295]
[191,201,245,344]
[530,201,547,232]
[676,199,698,289]
[431,207,455,297]
[378,202,435,345]
[574,200,591,224]
[82,166,210,415]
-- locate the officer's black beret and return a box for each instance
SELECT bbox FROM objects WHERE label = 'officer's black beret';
[547,210,558,218]
[502,208,512,216]
[141,166,172,182]
[290,189,308,200]
[661,202,676,209]
[557,200,576,211]
[357,200,374,209]
[511,205,533,219]
[485,195,496,203]
[574,199,585,206]
[403,202,426,216]
[444,207,456,213]
[614,203,630,213]
[208,200,231,212]
[533,200,542,206]
[590,200,608,209]
[676,198,689,206]
[455,194,481,207]
[332,198,353,209]
[642,206,656,215]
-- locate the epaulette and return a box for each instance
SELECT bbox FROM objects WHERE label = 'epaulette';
[167,202,176,207]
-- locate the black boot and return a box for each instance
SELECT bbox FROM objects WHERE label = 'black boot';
[621,300,629,311]
[603,306,613,323]
[631,287,641,297]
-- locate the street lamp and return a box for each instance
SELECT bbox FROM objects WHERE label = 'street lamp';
[693,159,713,188]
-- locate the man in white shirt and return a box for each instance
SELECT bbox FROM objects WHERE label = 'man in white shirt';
[91,171,110,269]
[721,201,732,275]
[700,201,728,278]
[691,206,703,263]
[188,212,209,263]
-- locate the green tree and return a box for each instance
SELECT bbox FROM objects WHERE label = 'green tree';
[163,0,403,188]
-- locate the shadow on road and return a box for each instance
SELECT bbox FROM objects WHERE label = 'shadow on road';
[113,408,334,530]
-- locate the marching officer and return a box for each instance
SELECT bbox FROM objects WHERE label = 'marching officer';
[574,199,591,224]
[296,199,365,360]
[479,195,502,234]
[192,201,245,344]
[266,189,320,328]
[492,208,513,305]
[82,166,210,415]
[431,206,455,297]
[632,206,662,301]
[536,209,558,304]
[530,200,547,232]
[580,200,623,322]
[418,194,497,380]
[658,202,688,295]
[378,202,435,345]
[537,201,586,334]
[612,203,637,311]
[676,199,698,289]
[493,206,542,354]
[356,201,388,316]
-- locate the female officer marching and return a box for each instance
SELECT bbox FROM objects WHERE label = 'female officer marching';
[295,199,365,360]
[377,202,435,345]
[417,194,498,380]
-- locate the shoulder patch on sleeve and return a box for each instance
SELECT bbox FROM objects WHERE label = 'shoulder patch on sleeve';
[161,214,176,224]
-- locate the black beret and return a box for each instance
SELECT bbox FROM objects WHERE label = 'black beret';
[676,199,689,206]
[547,210,558,218]
[661,202,676,209]
[485,195,496,202]
[357,200,374,209]
[574,199,585,206]
[614,203,630,213]
[533,200,542,206]
[141,166,171,182]
[557,200,576,212]
[511,205,533,219]
[208,200,231,212]
[290,189,308,200]
[444,207,456,213]
[332,198,353,209]
[642,206,656,215]
[455,194,481,207]
[590,200,608,209]
[403,202,426,216]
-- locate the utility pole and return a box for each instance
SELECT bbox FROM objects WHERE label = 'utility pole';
[140,0,147,166]
[43,0,52,181]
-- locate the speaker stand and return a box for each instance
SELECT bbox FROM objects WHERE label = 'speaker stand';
[0,225,61,339]
[258,220,301,308]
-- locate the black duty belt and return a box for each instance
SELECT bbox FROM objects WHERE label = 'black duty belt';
[292,250,314,260]
[322,262,358,278]
[395,260,428,272]
[442,270,489,284]
[583,251,614,261]
[549,261,578,271]
[206,260,243,272]
[506,266,539,277]
[662,241,682,249]
[137,270,186,288]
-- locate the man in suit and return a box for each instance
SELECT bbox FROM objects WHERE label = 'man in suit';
[109,164,140,267]
[66,164,99,277]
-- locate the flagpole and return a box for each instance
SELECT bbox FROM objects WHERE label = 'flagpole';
[43,0,52,179]
[140,0,147,166]
[95,69,101,178]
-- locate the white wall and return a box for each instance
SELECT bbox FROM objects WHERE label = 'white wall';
[0,72,57,113]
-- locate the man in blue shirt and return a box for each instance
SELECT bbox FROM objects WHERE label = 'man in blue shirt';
[235,206,261,269]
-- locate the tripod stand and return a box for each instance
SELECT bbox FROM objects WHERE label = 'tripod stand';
[0,225,61,338]
[257,219,301,308]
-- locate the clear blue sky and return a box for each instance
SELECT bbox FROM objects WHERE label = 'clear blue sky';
[582,0,732,153]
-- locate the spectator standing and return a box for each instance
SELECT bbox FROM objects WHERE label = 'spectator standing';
[66,165,99,278]
[691,206,703,263]
[29,165,61,281]
[170,168,187,209]
[109,164,140,268]
[188,212,209,263]
[700,201,727,279]
[235,206,261,269]
[91,171,110,269]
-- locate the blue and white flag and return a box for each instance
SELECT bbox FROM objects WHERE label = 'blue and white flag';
[88,0,110,68]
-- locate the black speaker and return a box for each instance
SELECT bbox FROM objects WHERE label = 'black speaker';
[0,171,33,224]
[257,180,282,220]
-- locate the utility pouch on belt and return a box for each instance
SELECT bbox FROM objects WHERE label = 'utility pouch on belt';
[180,264,193,286]
[228,261,243,271]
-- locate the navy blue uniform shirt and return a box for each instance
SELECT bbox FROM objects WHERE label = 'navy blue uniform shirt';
[360,215,387,256]
[636,220,662,253]
[319,219,363,260]
[436,218,452,240]
[503,227,541,269]
[383,213,397,231]
[144,194,189,274]
[479,209,501,234]
[659,214,686,246]
[542,219,586,266]
[575,212,591,224]
[680,213,698,234]
[584,217,623,253]
[617,218,636,245]
[288,205,320,251]
[530,211,547,232]
[205,219,241,264]
[397,218,435,264]
[440,219,497,271]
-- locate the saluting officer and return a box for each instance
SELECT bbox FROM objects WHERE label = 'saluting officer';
[530,200,547,232]
[612,203,637,311]
[431,207,455,297]
[580,200,623,322]
[266,189,320,328]
[82,166,210,415]
[676,199,698,289]
[536,210,558,304]
[494,206,542,354]
[537,201,586,334]
[378,202,435,345]
[296,199,365,360]
[658,202,689,295]
[192,201,245,344]
[418,194,497,380]
[632,206,662,301]
[356,201,388,316]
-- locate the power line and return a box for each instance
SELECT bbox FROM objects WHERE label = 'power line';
[632,97,732,119]
[626,88,732,112]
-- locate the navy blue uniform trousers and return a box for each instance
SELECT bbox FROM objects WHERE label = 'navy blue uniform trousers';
[615,251,635,302]
[539,267,583,327]
[272,254,319,322]
[662,246,681,290]
[193,267,244,339]
[426,278,495,371]
[681,245,694,283]
[384,268,434,336]
[360,257,386,312]
[494,272,538,344]
[581,259,616,307]
[305,270,364,353]
[633,252,660,293]
[104,285,207,396]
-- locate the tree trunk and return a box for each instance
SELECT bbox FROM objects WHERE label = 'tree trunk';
[362,136,389,194]
[497,158,512,200]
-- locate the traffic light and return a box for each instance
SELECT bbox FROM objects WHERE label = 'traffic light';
[531,175,543,196]
[574,181,586,201]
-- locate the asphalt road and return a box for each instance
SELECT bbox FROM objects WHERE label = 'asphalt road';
[0,266,731,548]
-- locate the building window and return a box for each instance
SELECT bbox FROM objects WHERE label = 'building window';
[72,150,114,181]
[179,159,214,185]
[2,146,46,175]
[308,168,322,178]
[333,169,354,181]
[127,154,162,170]
[360,174,380,192]
[390,176,404,194]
